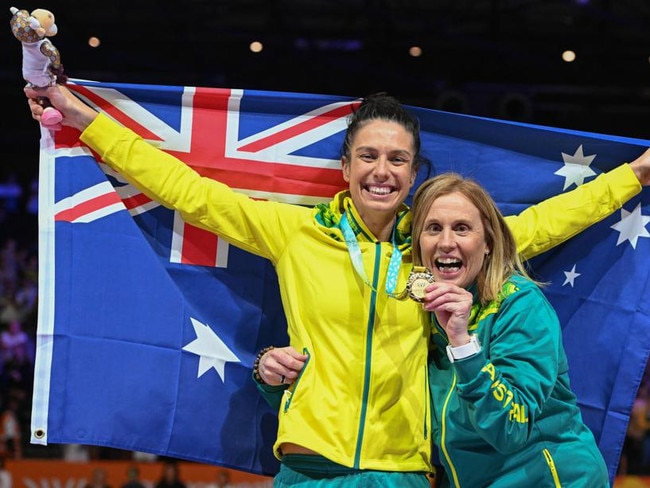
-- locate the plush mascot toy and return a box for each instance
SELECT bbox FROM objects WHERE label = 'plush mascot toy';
[10,6,67,128]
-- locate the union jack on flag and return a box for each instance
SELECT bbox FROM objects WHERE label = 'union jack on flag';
[51,81,356,265]
[31,80,650,481]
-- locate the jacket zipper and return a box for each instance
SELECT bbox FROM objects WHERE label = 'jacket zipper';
[543,448,562,487]
[441,371,462,488]
[352,242,381,469]
[423,364,429,440]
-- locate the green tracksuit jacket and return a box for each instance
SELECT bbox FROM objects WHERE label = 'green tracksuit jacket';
[81,113,640,475]
[429,276,608,488]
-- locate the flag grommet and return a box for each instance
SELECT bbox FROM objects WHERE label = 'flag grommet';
[33,428,46,439]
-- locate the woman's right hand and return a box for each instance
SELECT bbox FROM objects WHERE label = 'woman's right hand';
[25,84,98,132]
[258,346,307,386]
[423,282,473,347]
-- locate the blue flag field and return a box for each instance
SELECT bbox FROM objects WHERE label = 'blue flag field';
[30,80,650,480]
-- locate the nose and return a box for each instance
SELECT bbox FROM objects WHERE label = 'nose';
[373,156,390,178]
[438,228,456,250]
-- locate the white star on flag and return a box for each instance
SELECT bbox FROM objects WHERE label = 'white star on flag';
[610,203,650,249]
[555,145,597,190]
[562,264,581,287]
[182,317,240,381]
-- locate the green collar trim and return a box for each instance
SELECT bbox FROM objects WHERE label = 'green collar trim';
[314,190,412,248]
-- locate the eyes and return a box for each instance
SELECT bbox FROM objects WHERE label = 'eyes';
[358,151,411,166]
[425,222,471,234]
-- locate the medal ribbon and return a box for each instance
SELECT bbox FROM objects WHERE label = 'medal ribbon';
[340,212,403,296]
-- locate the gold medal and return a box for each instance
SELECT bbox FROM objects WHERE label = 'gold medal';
[404,266,435,302]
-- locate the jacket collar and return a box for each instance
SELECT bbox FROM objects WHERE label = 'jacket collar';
[315,190,412,249]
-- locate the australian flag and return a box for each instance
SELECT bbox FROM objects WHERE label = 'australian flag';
[31,80,650,480]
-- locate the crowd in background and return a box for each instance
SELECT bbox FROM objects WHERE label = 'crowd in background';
[0,172,38,462]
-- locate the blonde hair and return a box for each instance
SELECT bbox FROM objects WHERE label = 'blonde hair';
[411,173,533,304]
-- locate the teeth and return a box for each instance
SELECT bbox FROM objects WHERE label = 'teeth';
[367,186,392,195]
[436,258,461,271]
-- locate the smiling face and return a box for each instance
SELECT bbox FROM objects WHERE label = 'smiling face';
[342,119,417,235]
[418,192,490,289]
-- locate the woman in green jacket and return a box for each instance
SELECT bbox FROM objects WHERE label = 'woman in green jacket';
[413,173,608,487]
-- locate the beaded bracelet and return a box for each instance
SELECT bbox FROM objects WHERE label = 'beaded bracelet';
[253,346,275,384]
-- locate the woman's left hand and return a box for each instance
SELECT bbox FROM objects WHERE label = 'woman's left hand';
[259,346,307,385]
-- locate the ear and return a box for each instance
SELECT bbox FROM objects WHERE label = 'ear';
[45,23,58,37]
[341,156,350,183]
[409,167,417,188]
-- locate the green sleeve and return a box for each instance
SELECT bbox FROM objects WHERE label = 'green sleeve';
[253,374,288,412]
[454,281,561,453]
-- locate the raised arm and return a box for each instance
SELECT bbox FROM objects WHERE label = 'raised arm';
[506,149,650,260]
[25,84,306,261]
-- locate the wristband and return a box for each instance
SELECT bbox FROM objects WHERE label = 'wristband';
[446,335,481,363]
[253,346,274,384]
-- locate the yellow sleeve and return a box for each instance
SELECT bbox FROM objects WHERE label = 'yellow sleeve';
[505,164,641,260]
[81,112,209,212]
[80,113,306,261]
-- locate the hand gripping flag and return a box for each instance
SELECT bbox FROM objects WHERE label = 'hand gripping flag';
[31,80,650,480]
